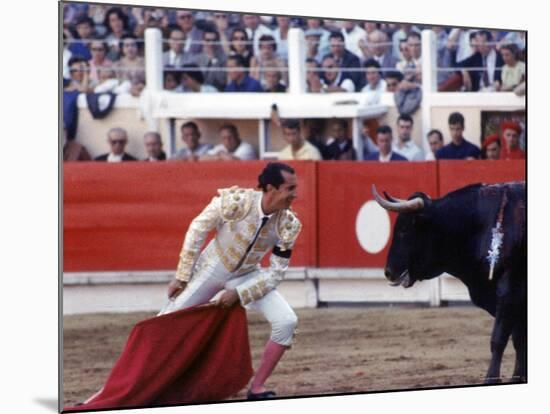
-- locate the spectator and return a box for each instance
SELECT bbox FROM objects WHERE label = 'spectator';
[224,55,263,92]
[272,16,291,59]
[446,28,479,63]
[396,32,422,83]
[481,134,502,160]
[104,7,130,61]
[361,118,380,159]
[320,56,355,93]
[459,30,504,92]
[360,59,387,104]
[163,27,186,67]
[306,58,323,93]
[391,24,420,60]
[384,70,404,92]
[364,125,408,162]
[143,131,166,161]
[175,10,203,54]
[63,33,73,79]
[277,119,322,161]
[393,114,424,161]
[324,31,363,91]
[250,35,288,87]
[432,26,454,88]
[164,69,183,91]
[305,28,325,63]
[180,64,218,92]
[192,28,227,91]
[63,128,91,162]
[358,29,397,76]
[173,121,212,160]
[341,21,367,59]
[211,12,233,55]
[64,56,93,93]
[324,119,356,160]
[88,4,109,36]
[69,16,95,60]
[242,14,273,57]
[500,121,525,159]
[133,7,169,38]
[497,44,525,92]
[263,65,287,92]
[93,65,122,93]
[203,124,258,160]
[114,34,145,96]
[425,129,444,161]
[303,118,329,159]
[95,127,138,161]
[436,112,481,160]
[88,39,113,83]
[305,18,331,58]
[229,28,254,68]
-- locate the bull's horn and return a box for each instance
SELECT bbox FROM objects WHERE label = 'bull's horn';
[372,185,424,212]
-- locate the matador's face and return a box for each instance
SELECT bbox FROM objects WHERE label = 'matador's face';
[270,171,298,211]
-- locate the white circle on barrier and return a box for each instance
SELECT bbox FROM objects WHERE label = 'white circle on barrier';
[355,200,391,254]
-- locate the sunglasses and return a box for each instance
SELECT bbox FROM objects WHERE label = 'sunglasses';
[110,140,126,145]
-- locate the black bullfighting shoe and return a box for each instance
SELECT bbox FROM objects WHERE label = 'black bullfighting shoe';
[246,390,277,400]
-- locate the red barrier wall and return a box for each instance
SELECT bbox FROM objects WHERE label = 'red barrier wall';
[438,160,525,196]
[317,162,438,267]
[63,162,317,272]
[63,161,526,272]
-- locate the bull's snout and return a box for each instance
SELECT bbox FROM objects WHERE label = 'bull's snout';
[384,267,395,280]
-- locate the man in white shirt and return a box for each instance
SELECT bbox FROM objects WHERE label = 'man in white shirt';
[278,119,322,161]
[392,114,424,161]
[172,122,212,161]
[360,59,387,104]
[202,124,258,161]
[341,21,366,60]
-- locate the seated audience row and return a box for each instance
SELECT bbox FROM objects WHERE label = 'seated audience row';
[64,113,524,162]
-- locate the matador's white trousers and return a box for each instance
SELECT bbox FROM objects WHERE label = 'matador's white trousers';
[158,242,298,346]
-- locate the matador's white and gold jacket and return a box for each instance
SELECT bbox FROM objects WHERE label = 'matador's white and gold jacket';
[175,186,302,305]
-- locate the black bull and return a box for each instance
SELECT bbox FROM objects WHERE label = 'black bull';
[373,182,526,383]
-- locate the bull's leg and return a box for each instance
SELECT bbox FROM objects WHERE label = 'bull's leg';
[511,306,527,382]
[485,304,515,384]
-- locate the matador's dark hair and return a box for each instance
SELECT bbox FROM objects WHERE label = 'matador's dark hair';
[258,162,295,192]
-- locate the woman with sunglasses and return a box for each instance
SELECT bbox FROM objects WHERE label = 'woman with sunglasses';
[228,28,253,68]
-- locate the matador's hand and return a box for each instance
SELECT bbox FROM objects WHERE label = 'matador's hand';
[216,288,240,308]
[167,278,187,299]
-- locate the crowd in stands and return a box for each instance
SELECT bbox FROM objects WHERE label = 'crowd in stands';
[64,111,525,163]
[63,4,526,96]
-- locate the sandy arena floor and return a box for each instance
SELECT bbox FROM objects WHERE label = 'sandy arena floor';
[62,305,519,407]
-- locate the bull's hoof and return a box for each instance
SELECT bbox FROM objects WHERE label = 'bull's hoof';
[484,376,502,385]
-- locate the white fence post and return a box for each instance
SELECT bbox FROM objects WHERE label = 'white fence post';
[287,28,306,94]
[145,28,163,93]
[421,30,437,157]
[144,28,164,146]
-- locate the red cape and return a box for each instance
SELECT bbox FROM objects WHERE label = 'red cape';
[64,304,253,412]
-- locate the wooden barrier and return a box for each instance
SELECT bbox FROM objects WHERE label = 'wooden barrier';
[63,160,525,273]
[63,162,317,272]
